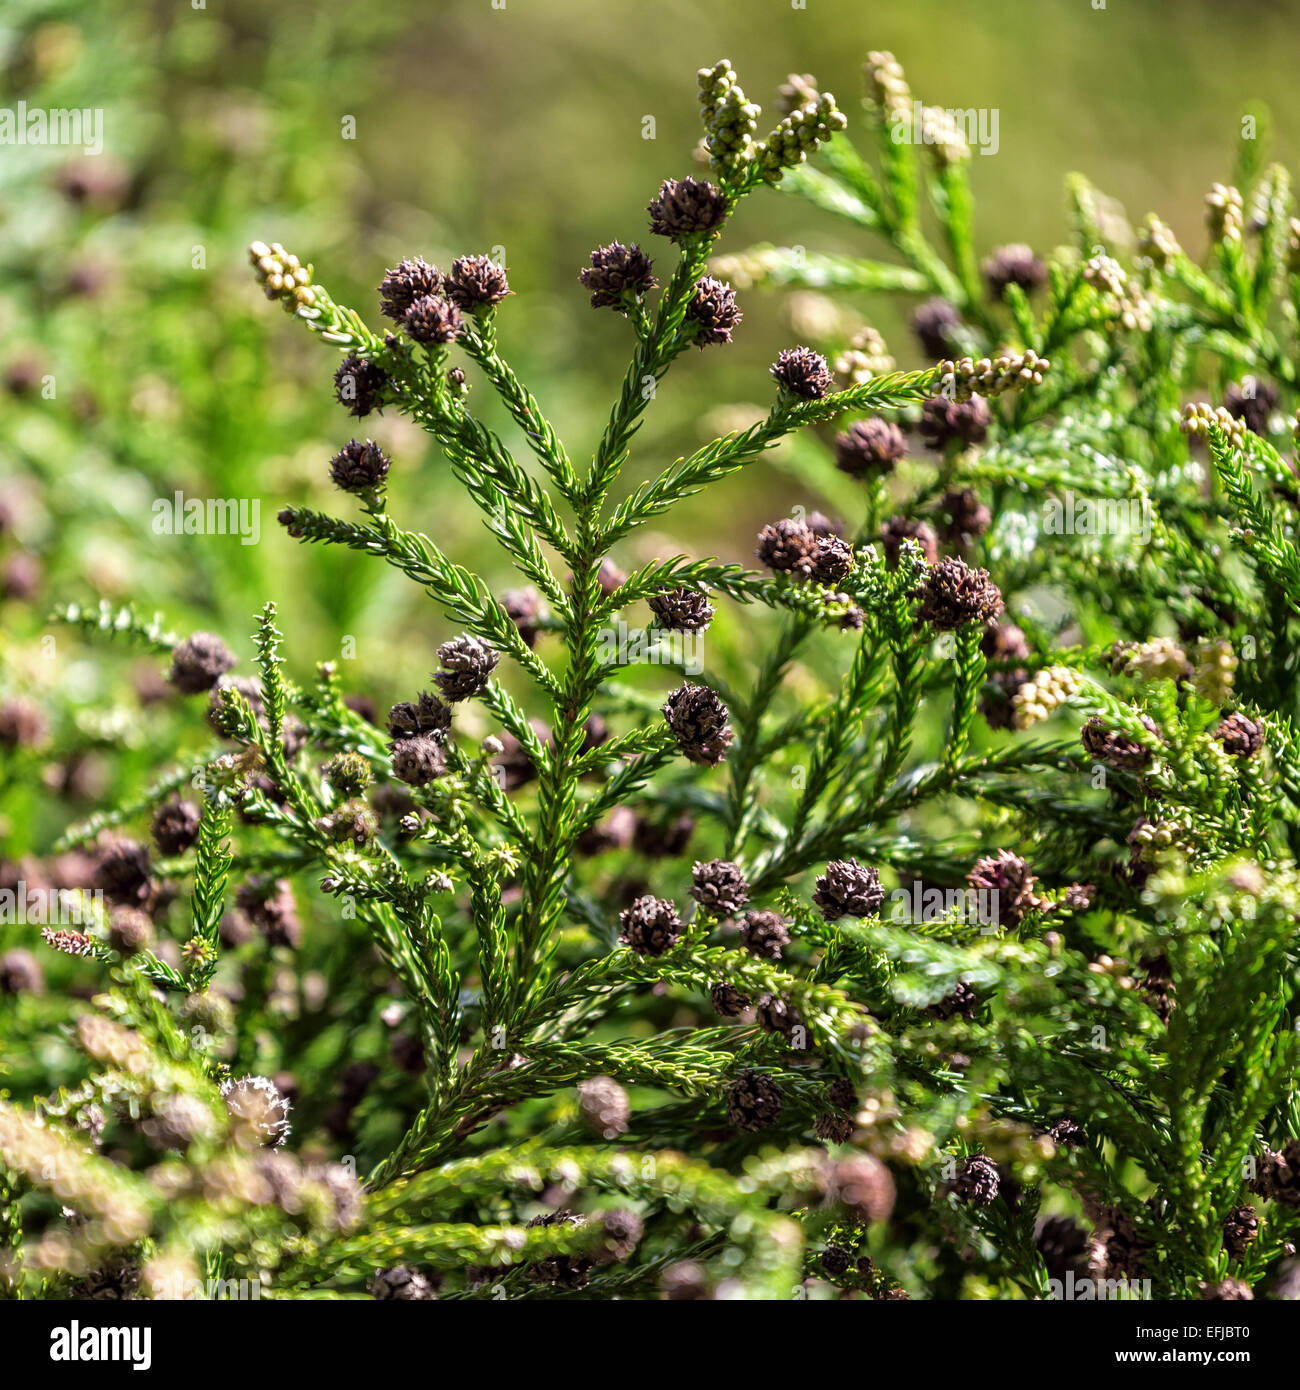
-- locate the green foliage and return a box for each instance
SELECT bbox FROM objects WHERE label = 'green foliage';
[5,50,1300,1305]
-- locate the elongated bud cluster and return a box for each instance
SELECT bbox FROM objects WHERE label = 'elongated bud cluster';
[1012,666,1081,729]
[1192,639,1237,705]
[1137,214,1182,271]
[1205,183,1244,244]
[835,327,894,385]
[776,72,821,117]
[863,50,909,120]
[1083,253,1127,299]
[1179,401,1246,445]
[1084,253,1152,331]
[1109,637,1190,683]
[936,350,1049,402]
[698,60,760,177]
[707,246,797,291]
[248,240,314,310]
[916,105,969,166]
[753,93,847,184]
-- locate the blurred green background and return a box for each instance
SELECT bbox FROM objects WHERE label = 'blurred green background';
[2,0,1297,850]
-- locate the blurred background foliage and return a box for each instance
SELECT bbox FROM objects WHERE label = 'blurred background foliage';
[2,0,1297,856]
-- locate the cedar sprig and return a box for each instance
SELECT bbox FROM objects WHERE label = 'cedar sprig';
[12,55,1300,1305]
